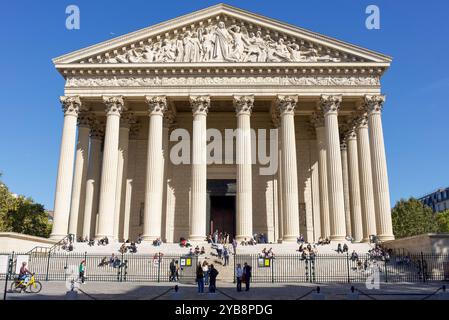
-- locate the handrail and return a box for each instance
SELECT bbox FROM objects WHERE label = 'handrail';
[295,287,317,300]
[26,234,74,254]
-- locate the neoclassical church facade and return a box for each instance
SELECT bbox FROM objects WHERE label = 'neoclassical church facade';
[50,4,394,243]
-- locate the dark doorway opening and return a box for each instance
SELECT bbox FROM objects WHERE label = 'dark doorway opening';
[209,195,236,240]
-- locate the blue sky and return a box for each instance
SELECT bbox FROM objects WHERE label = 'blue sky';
[0,0,448,210]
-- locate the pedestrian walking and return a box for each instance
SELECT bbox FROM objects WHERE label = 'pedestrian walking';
[223,246,230,266]
[79,260,86,284]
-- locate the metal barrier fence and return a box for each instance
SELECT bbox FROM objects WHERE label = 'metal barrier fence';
[0,252,197,283]
[1,251,448,283]
[234,253,449,283]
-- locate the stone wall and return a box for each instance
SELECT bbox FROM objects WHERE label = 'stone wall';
[383,233,449,255]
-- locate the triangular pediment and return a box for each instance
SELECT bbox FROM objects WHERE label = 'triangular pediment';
[53,3,391,66]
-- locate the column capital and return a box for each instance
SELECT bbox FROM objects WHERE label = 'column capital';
[103,95,126,116]
[164,103,177,129]
[233,95,254,116]
[77,111,92,128]
[355,113,369,129]
[90,120,105,140]
[364,94,386,114]
[340,141,347,151]
[145,95,167,116]
[345,127,357,141]
[310,111,325,128]
[129,121,141,139]
[120,112,136,129]
[190,95,210,116]
[60,96,82,116]
[320,94,342,115]
[277,95,298,115]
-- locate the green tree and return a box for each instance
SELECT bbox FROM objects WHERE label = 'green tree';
[436,210,449,233]
[391,197,439,238]
[0,173,52,238]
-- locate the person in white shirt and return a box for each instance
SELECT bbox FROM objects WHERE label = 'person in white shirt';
[235,263,243,292]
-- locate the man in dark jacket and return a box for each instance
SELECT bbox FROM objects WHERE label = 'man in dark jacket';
[209,264,219,293]
[243,262,252,291]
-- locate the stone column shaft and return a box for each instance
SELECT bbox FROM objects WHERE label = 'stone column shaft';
[366,95,394,241]
[96,96,125,239]
[278,95,300,241]
[51,96,81,239]
[346,129,364,242]
[321,95,346,241]
[341,143,352,236]
[357,116,377,241]
[82,130,103,239]
[189,96,210,241]
[113,123,130,241]
[313,117,330,238]
[234,95,254,241]
[143,96,166,241]
[68,117,90,238]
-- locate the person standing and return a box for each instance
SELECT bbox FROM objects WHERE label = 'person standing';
[202,261,209,285]
[232,238,237,255]
[196,263,204,293]
[209,264,219,293]
[236,263,243,292]
[79,260,86,284]
[223,246,230,266]
[169,259,176,281]
[243,262,252,291]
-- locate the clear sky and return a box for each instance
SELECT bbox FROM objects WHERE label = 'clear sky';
[0,0,448,210]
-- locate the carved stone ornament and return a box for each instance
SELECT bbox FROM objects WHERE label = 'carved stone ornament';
[60,96,81,116]
[145,95,167,116]
[320,94,342,115]
[364,94,385,114]
[97,21,344,65]
[277,95,298,115]
[310,111,325,128]
[77,111,92,127]
[345,127,357,141]
[120,112,136,128]
[90,120,105,140]
[234,95,254,116]
[103,95,126,115]
[190,95,211,115]
[355,113,369,129]
[65,75,380,88]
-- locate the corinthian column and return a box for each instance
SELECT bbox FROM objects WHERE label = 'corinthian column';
[189,96,210,241]
[82,121,104,239]
[365,95,394,241]
[113,112,134,241]
[96,96,126,239]
[234,95,254,242]
[277,95,300,241]
[356,114,377,241]
[320,95,346,241]
[50,96,82,240]
[311,112,330,238]
[68,112,91,238]
[143,96,167,241]
[346,126,363,242]
[340,140,352,236]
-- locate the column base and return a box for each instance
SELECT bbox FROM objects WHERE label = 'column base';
[377,234,395,242]
[329,235,346,241]
[142,235,160,242]
[189,235,206,242]
[281,235,298,242]
[49,234,67,241]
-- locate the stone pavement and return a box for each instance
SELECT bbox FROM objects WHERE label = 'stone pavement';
[4,280,449,300]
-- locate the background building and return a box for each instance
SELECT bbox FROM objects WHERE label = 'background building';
[419,187,449,212]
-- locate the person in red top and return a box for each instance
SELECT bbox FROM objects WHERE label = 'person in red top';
[19,261,31,284]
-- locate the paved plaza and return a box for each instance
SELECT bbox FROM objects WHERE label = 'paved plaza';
[4,280,449,300]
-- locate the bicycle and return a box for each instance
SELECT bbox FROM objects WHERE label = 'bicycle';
[10,273,42,293]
